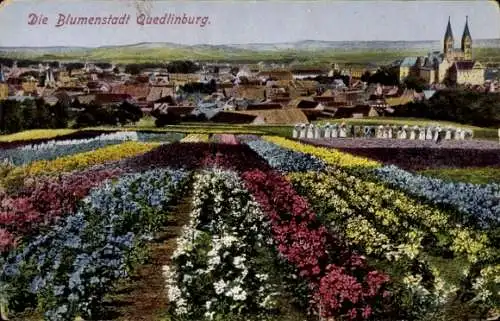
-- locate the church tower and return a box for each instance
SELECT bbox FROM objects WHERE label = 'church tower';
[443,16,454,58]
[461,16,472,60]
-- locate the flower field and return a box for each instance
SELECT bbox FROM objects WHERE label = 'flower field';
[0,129,499,321]
[302,138,500,170]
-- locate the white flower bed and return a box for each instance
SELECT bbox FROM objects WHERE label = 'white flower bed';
[0,131,138,166]
[163,168,281,319]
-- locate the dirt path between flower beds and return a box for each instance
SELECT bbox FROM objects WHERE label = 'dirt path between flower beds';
[101,194,193,321]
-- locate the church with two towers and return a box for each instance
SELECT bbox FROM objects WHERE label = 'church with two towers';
[392,17,485,86]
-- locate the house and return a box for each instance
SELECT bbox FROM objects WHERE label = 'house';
[289,98,324,110]
[234,108,308,124]
[147,85,175,103]
[333,105,379,118]
[111,84,150,101]
[228,85,266,101]
[210,111,263,124]
[246,103,282,110]
[76,93,133,106]
[390,57,419,81]
[257,70,293,81]
[168,73,201,85]
[0,83,8,100]
[449,61,485,85]
[291,69,326,80]
[269,97,292,108]
[423,90,437,100]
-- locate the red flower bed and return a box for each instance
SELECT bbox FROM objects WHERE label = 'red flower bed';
[0,167,123,252]
[121,142,210,171]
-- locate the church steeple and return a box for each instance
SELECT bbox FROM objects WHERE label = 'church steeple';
[461,16,472,60]
[444,16,454,57]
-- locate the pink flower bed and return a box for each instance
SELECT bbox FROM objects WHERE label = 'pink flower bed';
[212,134,239,145]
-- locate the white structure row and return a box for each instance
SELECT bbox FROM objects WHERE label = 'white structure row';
[292,123,474,141]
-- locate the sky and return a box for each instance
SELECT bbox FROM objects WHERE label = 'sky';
[0,0,499,47]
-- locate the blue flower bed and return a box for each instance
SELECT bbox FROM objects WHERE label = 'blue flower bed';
[136,132,185,143]
[374,165,500,228]
[0,132,138,166]
[245,139,326,173]
[2,168,189,321]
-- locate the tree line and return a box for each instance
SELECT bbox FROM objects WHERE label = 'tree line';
[0,98,143,134]
[393,89,500,127]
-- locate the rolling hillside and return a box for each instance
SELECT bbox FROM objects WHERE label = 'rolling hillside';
[1,39,499,64]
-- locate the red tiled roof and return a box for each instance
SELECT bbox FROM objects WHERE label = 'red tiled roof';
[211,112,258,124]
[95,93,132,104]
[111,84,150,99]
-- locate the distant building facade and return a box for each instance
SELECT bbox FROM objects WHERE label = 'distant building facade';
[391,17,485,86]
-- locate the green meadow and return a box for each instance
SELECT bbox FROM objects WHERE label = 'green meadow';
[2,46,500,65]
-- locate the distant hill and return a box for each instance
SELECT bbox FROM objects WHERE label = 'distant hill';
[1,39,499,54]
[1,39,499,65]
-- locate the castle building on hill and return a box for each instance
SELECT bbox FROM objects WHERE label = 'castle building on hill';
[391,16,485,86]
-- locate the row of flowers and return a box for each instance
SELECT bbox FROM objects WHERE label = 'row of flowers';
[118,142,390,319]
[201,146,390,320]
[211,134,239,145]
[0,167,125,252]
[164,168,283,319]
[373,165,500,228]
[180,134,210,143]
[264,136,380,169]
[0,131,139,166]
[287,170,500,316]
[301,139,500,170]
[136,131,185,142]
[0,130,107,150]
[240,136,326,173]
[1,168,190,320]
[0,129,79,143]
[264,136,499,229]
[238,137,500,318]
[0,142,160,192]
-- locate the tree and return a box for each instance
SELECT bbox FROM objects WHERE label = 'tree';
[0,100,23,134]
[51,101,69,128]
[368,68,399,86]
[117,101,143,124]
[361,71,372,82]
[95,62,112,70]
[392,89,500,127]
[403,75,428,92]
[167,61,200,74]
[48,61,60,68]
[124,64,142,75]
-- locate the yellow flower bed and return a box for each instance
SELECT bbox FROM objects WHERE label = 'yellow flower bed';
[24,141,160,176]
[263,136,380,168]
[180,134,210,143]
[0,129,78,142]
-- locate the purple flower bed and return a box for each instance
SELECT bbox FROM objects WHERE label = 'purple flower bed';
[301,138,500,170]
